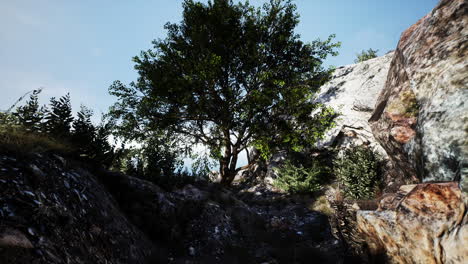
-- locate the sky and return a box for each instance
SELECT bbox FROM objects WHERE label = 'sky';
[0,0,438,169]
[0,0,438,116]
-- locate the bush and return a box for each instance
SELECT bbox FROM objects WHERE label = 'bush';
[354,48,378,63]
[334,145,381,199]
[273,160,328,194]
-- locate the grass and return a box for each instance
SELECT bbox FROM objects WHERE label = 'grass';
[309,194,334,216]
[0,126,72,155]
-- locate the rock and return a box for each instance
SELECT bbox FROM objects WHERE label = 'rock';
[357,182,467,263]
[314,51,394,157]
[264,151,288,185]
[174,184,209,202]
[369,0,468,191]
[0,153,158,263]
[0,229,33,249]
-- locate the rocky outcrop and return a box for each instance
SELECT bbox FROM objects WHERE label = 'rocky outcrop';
[357,182,467,263]
[369,0,468,191]
[315,51,394,156]
[357,1,468,263]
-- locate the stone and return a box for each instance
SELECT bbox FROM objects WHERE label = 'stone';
[357,182,467,263]
[369,0,468,191]
[314,51,394,158]
[0,229,33,249]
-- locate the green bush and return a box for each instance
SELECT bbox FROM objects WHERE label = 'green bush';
[334,145,381,199]
[354,48,378,63]
[273,160,328,194]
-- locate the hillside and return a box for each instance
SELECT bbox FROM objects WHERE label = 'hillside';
[0,0,467,263]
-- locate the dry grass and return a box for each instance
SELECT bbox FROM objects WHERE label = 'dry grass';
[309,194,334,216]
[0,127,72,155]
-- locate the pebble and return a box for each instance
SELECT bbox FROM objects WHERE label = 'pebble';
[23,191,36,197]
[27,227,36,236]
[189,246,196,256]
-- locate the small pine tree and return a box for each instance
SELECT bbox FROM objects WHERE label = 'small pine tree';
[355,48,379,63]
[44,94,74,139]
[273,160,327,194]
[14,90,47,133]
[334,145,381,199]
[90,117,115,167]
[72,105,95,156]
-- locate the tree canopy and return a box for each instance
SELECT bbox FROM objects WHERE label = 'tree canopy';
[109,0,340,184]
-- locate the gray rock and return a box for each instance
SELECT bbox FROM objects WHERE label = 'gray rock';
[369,0,468,191]
[314,51,394,158]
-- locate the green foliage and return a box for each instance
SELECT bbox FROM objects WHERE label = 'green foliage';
[0,112,18,131]
[334,145,381,199]
[109,0,340,184]
[273,160,328,194]
[72,105,96,156]
[142,132,183,180]
[2,91,116,167]
[354,48,378,63]
[118,132,191,189]
[44,94,74,139]
[13,89,47,133]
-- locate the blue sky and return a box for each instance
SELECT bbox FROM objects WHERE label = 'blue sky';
[0,0,438,118]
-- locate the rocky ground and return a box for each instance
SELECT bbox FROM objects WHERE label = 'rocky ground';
[1,0,466,263]
[0,151,364,264]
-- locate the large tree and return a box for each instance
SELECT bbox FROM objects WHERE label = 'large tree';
[109,0,340,185]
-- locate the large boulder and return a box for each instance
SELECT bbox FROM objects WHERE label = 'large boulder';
[315,51,394,156]
[357,182,467,263]
[369,0,468,191]
[357,1,468,262]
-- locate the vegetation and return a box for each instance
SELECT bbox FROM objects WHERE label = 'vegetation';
[333,145,381,199]
[354,48,378,63]
[273,160,328,194]
[387,89,419,117]
[310,195,334,216]
[0,90,115,166]
[0,120,71,155]
[109,0,340,185]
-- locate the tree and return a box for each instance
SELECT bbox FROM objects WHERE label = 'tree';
[72,105,96,156]
[90,116,115,167]
[354,48,378,63]
[44,93,74,139]
[14,89,47,133]
[109,0,340,185]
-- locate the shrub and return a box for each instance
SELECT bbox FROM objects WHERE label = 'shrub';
[334,145,381,199]
[354,48,378,63]
[273,160,328,194]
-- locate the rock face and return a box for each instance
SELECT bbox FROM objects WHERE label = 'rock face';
[369,0,468,191]
[357,182,467,263]
[357,1,468,263]
[315,51,394,156]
